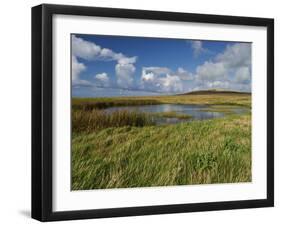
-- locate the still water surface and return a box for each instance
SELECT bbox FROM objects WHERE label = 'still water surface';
[106,104,248,125]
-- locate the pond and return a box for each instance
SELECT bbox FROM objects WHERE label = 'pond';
[106,104,249,125]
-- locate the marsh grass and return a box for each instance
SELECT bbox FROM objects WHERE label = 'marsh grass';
[71,93,252,190]
[72,109,155,133]
[72,98,161,111]
[73,93,251,109]
[72,115,251,190]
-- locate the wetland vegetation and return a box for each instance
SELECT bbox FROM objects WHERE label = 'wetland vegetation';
[72,91,252,190]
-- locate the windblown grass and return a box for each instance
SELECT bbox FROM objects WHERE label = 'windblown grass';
[72,114,251,190]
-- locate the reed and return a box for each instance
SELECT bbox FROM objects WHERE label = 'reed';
[72,109,155,134]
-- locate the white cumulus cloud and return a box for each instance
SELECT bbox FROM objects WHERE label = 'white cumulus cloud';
[141,67,184,93]
[173,67,193,81]
[72,35,137,89]
[72,36,101,60]
[190,40,208,57]
[158,74,183,92]
[194,43,252,92]
[196,61,227,82]
[72,56,92,87]
[216,43,251,68]
[72,56,86,81]
[95,72,110,86]
[115,63,136,88]
[235,66,251,84]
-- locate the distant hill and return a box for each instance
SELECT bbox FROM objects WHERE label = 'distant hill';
[179,89,251,95]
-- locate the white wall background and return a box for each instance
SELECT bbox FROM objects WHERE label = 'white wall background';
[0,0,279,225]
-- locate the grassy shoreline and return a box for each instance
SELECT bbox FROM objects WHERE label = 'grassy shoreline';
[72,114,251,190]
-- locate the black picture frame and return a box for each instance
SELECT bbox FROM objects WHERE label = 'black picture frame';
[32,3,274,222]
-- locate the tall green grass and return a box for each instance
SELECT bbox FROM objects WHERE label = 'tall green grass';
[72,109,155,134]
[72,115,251,190]
[72,99,161,111]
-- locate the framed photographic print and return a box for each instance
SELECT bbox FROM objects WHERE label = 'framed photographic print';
[32,4,274,221]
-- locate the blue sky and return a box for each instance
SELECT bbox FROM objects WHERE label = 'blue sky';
[72,34,251,97]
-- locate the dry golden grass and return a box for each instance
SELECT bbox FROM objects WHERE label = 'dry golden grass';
[72,93,251,110]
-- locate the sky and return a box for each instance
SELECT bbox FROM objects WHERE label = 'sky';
[72,34,252,97]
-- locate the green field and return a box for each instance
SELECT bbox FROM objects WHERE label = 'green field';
[71,92,251,190]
